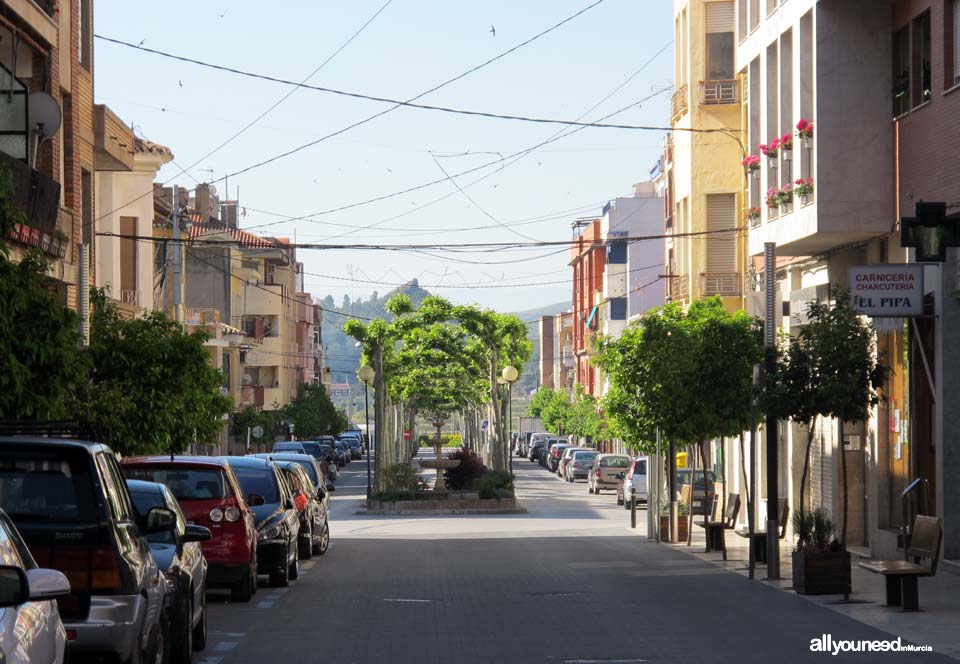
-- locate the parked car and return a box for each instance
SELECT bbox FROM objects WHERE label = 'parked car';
[122,455,259,603]
[0,508,71,664]
[527,438,546,462]
[341,437,362,460]
[225,457,300,587]
[334,440,351,465]
[275,461,331,559]
[557,446,585,478]
[617,457,649,509]
[272,442,306,454]
[565,450,599,482]
[0,434,168,664]
[588,454,631,494]
[547,444,571,473]
[526,433,552,461]
[296,441,327,462]
[126,479,212,663]
[676,468,717,515]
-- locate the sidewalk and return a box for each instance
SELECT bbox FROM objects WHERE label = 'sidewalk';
[643,517,960,659]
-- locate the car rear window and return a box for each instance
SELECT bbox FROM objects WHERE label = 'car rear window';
[124,467,227,501]
[0,450,97,523]
[231,466,280,504]
[600,456,630,468]
[288,460,318,485]
[574,451,598,460]
[632,460,647,475]
[274,443,304,452]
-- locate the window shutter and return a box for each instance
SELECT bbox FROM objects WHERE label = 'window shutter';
[706,193,737,273]
[955,0,960,85]
[705,2,735,33]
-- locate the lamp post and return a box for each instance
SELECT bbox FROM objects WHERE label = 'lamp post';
[358,365,375,499]
[502,365,519,477]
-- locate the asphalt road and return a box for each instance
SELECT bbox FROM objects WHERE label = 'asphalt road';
[198,452,950,664]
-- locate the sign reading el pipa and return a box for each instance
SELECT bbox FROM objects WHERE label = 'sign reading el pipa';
[848,265,924,317]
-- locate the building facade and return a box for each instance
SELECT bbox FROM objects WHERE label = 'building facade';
[570,218,604,397]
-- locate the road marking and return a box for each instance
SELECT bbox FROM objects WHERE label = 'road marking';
[195,658,222,664]
[567,561,637,569]
[214,641,239,652]
[256,601,274,609]
[563,660,646,663]
[301,561,316,570]
[208,632,245,638]
[626,567,726,577]
[383,598,433,603]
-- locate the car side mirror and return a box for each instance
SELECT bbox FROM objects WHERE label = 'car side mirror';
[184,524,212,543]
[317,488,326,501]
[26,568,71,601]
[144,507,175,534]
[285,499,295,510]
[325,484,336,493]
[0,566,29,607]
[247,493,266,507]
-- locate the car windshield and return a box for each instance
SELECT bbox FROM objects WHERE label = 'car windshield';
[123,467,227,501]
[0,451,96,523]
[231,465,280,504]
[600,457,630,468]
[129,489,175,545]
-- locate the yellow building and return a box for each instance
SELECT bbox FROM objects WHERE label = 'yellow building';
[666,0,747,312]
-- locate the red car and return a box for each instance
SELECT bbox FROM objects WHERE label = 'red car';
[121,456,258,602]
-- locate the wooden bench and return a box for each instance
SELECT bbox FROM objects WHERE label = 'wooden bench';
[858,515,941,612]
[680,484,715,546]
[696,492,740,560]
[735,498,788,565]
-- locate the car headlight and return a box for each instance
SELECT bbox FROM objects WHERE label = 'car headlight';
[258,522,283,541]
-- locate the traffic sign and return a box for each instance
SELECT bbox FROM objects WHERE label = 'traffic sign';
[481,420,489,431]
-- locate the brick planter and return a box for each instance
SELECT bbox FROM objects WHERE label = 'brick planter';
[792,549,851,595]
[660,516,689,542]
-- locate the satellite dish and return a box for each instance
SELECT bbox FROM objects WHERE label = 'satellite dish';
[28,92,62,140]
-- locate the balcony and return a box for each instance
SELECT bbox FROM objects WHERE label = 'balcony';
[670,85,688,121]
[0,149,61,234]
[30,0,57,18]
[668,274,689,301]
[120,289,139,306]
[233,316,265,343]
[241,385,265,411]
[561,345,574,368]
[699,79,740,106]
[700,273,741,297]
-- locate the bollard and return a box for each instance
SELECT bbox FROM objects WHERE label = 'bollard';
[630,491,637,529]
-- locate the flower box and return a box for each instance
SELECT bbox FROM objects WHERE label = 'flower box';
[7,223,20,241]
[40,233,54,254]
[760,139,780,159]
[660,515,689,542]
[792,549,850,595]
[796,118,814,149]
[28,227,42,248]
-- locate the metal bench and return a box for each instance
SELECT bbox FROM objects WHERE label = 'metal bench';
[696,492,740,560]
[858,515,941,612]
[735,498,788,565]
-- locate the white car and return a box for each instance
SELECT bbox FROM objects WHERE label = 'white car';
[617,457,649,509]
[0,509,71,664]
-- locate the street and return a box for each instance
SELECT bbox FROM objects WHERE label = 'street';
[198,454,950,664]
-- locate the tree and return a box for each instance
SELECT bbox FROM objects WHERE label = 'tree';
[0,169,83,421]
[76,291,232,456]
[285,383,348,439]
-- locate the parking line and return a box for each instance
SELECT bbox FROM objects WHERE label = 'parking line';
[256,601,274,609]
[195,658,222,664]
[214,641,239,652]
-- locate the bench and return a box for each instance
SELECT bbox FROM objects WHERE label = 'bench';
[696,492,740,560]
[735,498,788,565]
[680,484,715,546]
[858,515,941,612]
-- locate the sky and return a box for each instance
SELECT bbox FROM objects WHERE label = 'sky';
[94,0,674,311]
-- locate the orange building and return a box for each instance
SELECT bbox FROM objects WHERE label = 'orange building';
[569,218,604,397]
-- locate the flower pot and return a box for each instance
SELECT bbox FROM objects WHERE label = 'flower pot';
[40,233,54,254]
[7,223,20,241]
[800,194,809,206]
[791,549,850,595]
[660,515,689,542]
[783,148,792,161]
[802,136,812,150]
[28,228,41,248]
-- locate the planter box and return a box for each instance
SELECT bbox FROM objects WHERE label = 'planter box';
[660,515,689,542]
[792,549,851,595]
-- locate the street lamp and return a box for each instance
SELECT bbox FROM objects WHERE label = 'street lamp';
[501,365,519,477]
[358,365,375,499]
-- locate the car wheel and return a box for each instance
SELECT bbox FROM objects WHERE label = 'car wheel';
[231,564,254,602]
[316,522,330,556]
[193,591,207,651]
[289,553,299,581]
[616,491,624,506]
[143,610,168,664]
[298,525,313,560]
[270,559,290,588]
[172,600,192,663]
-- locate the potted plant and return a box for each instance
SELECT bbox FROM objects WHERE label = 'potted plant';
[745,207,761,224]
[7,222,20,241]
[780,133,793,161]
[39,232,54,255]
[779,183,794,211]
[659,500,689,541]
[794,178,814,204]
[742,154,761,178]
[766,187,782,210]
[791,507,850,595]
[51,229,69,258]
[759,139,779,160]
[796,118,814,149]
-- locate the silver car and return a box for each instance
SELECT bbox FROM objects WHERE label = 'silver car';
[587,454,631,494]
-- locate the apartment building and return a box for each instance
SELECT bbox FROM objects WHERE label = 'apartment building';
[1,0,96,314]
[570,217,604,397]
[669,0,747,313]
[94,108,172,315]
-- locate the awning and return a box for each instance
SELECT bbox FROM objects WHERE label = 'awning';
[585,304,599,328]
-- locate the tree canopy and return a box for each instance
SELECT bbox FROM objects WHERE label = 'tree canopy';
[285,383,348,439]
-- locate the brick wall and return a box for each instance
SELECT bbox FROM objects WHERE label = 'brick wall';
[893,0,960,216]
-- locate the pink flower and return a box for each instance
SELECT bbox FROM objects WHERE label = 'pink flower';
[780,134,793,148]
[796,119,809,131]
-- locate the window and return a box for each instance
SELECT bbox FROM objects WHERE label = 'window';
[914,12,932,105]
[79,0,92,69]
[893,27,910,116]
[0,452,96,523]
[123,467,228,501]
[606,241,627,264]
[608,297,627,321]
[0,64,28,161]
[705,3,735,79]
[81,169,92,243]
[950,0,960,87]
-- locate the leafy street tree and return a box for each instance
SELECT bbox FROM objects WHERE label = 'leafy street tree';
[76,291,232,456]
[0,170,82,421]
[528,386,606,444]
[285,383,349,439]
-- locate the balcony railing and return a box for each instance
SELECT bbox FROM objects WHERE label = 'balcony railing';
[561,345,574,367]
[30,0,57,18]
[120,289,139,306]
[241,385,265,411]
[0,149,61,232]
[700,272,742,297]
[233,316,265,343]
[668,274,689,301]
[699,79,740,106]
[671,85,688,121]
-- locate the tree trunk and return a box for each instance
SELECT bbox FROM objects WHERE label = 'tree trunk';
[668,440,678,543]
[798,417,816,541]
[488,348,504,471]
[839,418,848,548]
[372,343,386,493]
[738,431,753,548]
